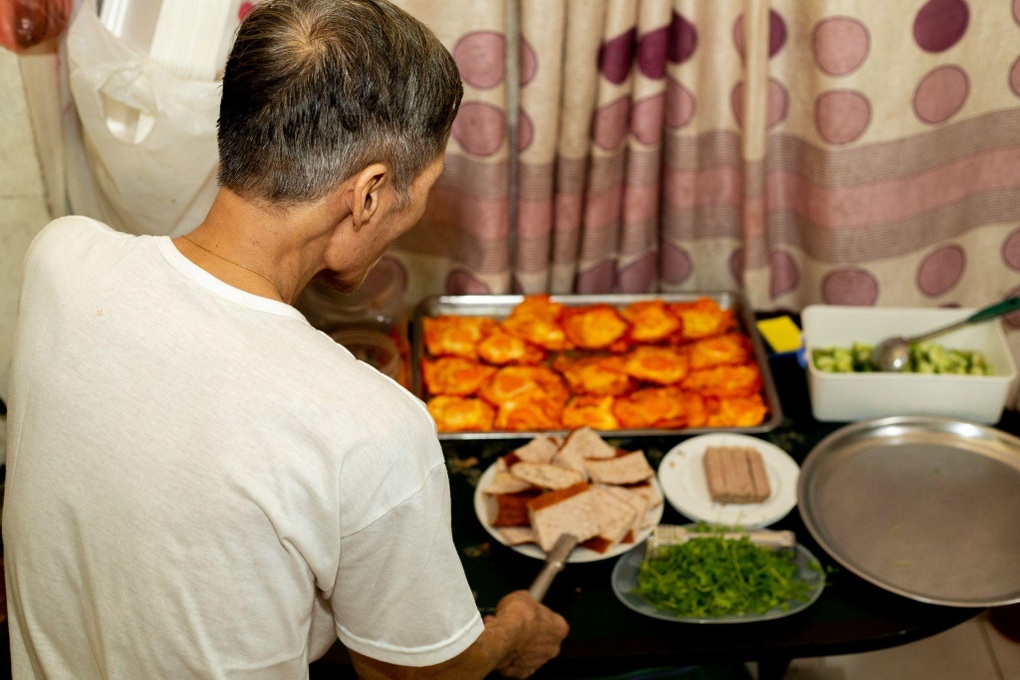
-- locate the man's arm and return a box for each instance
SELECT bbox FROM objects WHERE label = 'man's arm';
[348,591,569,679]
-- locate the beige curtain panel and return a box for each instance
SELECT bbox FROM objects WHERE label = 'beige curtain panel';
[385,0,1019,359]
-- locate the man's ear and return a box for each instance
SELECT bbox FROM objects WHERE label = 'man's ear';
[350,163,389,231]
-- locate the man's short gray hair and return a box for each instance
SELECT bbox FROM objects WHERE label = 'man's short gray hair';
[217,0,463,206]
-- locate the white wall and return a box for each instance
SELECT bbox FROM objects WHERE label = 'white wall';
[0,49,51,408]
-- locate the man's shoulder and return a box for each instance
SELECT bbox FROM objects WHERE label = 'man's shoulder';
[27,216,129,268]
[35,215,119,245]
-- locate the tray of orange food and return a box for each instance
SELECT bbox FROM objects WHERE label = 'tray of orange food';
[412,292,783,439]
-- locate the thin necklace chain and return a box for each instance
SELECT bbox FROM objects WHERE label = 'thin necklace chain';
[182,235,286,302]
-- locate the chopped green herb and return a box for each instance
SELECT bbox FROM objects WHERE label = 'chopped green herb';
[633,534,820,617]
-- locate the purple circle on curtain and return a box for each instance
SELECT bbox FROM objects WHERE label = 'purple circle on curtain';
[1005,285,1020,328]
[813,17,870,76]
[822,268,879,305]
[731,79,789,129]
[668,12,698,64]
[631,93,665,145]
[618,253,658,293]
[914,66,969,124]
[665,78,697,128]
[638,25,668,79]
[598,28,637,85]
[446,269,492,295]
[452,102,506,156]
[453,31,506,89]
[1014,0,1020,24]
[1004,228,1020,271]
[733,10,788,59]
[520,37,538,85]
[576,260,618,294]
[770,250,800,298]
[730,248,745,286]
[592,97,631,150]
[914,0,969,53]
[518,108,534,151]
[1011,56,1020,98]
[917,245,965,297]
[816,90,871,144]
[661,242,693,284]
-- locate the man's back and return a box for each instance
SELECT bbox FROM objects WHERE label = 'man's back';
[3,217,482,678]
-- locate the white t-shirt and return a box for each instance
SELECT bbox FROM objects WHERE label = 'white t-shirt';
[2,216,484,679]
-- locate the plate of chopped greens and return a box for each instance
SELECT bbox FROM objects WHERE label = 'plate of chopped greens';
[611,527,825,623]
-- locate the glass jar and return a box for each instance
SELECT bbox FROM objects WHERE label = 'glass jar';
[296,257,410,388]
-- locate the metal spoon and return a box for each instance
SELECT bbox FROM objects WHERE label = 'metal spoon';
[871,296,1020,372]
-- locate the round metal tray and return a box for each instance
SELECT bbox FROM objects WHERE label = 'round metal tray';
[798,416,1020,607]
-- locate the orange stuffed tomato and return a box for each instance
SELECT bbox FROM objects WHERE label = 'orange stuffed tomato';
[476,326,547,366]
[670,297,736,341]
[560,304,629,351]
[423,315,498,360]
[681,363,762,398]
[621,299,681,344]
[421,356,498,397]
[562,394,620,431]
[622,345,690,385]
[683,332,753,370]
[501,295,573,351]
[552,354,635,396]
[427,395,496,432]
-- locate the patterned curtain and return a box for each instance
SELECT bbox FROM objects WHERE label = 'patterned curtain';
[390,0,1020,384]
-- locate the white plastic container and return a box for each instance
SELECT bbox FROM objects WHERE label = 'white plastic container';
[801,305,1017,424]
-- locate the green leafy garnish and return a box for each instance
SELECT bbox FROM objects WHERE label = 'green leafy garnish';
[634,534,820,618]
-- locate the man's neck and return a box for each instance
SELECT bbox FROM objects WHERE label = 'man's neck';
[174,189,333,304]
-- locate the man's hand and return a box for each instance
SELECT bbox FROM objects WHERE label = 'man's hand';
[348,590,568,679]
[487,591,569,678]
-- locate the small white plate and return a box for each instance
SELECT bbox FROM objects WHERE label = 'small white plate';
[657,433,799,528]
[473,462,664,563]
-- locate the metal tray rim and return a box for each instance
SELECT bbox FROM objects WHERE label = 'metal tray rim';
[797,416,1020,608]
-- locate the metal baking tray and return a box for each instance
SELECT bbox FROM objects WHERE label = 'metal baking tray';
[798,416,1020,607]
[411,291,783,440]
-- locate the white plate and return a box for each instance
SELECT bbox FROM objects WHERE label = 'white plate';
[473,462,664,563]
[611,537,825,623]
[657,433,799,528]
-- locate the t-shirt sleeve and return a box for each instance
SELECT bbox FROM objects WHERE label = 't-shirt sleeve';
[330,463,485,667]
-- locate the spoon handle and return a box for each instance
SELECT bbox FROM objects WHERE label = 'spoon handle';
[967,296,1020,323]
[913,296,1020,343]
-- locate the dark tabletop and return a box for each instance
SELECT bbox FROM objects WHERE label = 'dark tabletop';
[310,349,1019,679]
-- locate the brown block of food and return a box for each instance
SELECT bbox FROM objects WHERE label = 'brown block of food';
[703,446,771,504]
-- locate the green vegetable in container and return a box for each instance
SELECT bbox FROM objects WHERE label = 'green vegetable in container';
[633,533,820,618]
[812,342,993,375]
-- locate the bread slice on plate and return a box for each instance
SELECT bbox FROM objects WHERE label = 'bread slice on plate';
[589,485,640,546]
[512,435,561,464]
[559,426,618,459]
[598,483,649,524]
[498,526,538,546]
[511,461,586,490]
[585,450,655,485]
[483,470,536,495]
[527,482,601,552]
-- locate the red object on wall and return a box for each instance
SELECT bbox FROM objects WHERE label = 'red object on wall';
[0,0,71,53]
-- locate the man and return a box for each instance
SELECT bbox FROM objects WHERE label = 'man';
[3,0,567,677]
